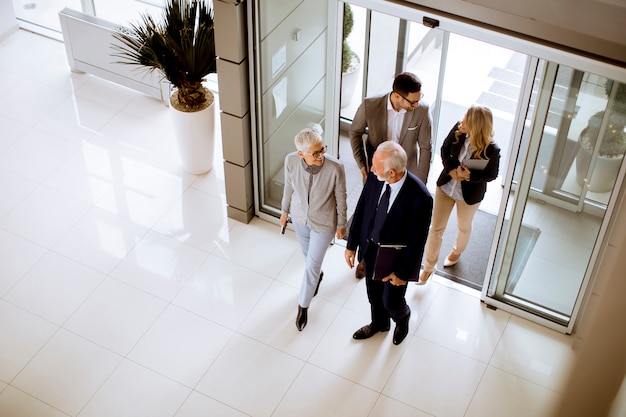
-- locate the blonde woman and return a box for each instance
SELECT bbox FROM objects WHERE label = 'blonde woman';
[418,105,500,285]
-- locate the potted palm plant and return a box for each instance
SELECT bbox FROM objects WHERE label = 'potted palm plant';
[340,3,361,109]
[111,0,217,174]
[576,81,626,192]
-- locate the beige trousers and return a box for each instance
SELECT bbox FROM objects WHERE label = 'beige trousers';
[423,186,480,273]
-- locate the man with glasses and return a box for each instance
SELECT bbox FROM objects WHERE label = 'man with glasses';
[348,72,432,278]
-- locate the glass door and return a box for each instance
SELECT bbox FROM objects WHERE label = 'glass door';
[484,60,626,331]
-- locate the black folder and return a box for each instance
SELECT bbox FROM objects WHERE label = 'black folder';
[373,244,406,280]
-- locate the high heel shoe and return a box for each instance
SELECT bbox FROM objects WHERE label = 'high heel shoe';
[296,305,308,331]
[444,252,460,267]
[416,269,434,286]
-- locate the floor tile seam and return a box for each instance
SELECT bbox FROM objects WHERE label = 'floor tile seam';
[197,330,306,417]
[485,361,565,394]
[0,229,47,295]
[410,333,493,367]
[145,180,198,230]
[48,204,153,275]
[459,362,490,417]
[1,384,72,417]
[2,259,107,330]
[2,306,73,398]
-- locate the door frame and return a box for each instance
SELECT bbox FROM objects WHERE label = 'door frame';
[330,0,626,333]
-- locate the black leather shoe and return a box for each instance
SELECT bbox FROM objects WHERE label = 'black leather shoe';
[314,271,323,297]
[296,305,308,331]
[393,313,410,345]
[355,260,365,279]
[352,324,390,340]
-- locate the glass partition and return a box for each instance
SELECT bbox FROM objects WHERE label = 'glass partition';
[486,61,624,329]
[12,0,164,35]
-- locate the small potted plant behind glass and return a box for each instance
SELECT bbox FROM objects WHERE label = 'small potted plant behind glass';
[576,81,626,192]
[340,3,361,109]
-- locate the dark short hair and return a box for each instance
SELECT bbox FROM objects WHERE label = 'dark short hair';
[392,72,422,96]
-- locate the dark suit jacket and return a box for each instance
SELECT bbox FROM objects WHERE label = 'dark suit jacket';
[437,122,501,205]
[349,94,432,183]
[347,172,433,282]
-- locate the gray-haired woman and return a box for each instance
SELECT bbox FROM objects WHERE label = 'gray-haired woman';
[280,125,347,331]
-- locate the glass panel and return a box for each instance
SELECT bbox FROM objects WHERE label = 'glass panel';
[435,34,526,193]
[254,0,329,216]
[91,0,165,24]
[566,78,626,204]
[488,64,623,325]
[339,4,367,120]
[13,0,82,32]
[12,0,165,33]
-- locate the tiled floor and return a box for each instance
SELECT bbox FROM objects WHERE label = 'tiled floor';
[0,29,577,417]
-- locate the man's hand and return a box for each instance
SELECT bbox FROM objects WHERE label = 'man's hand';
[336,227,347,240]
[360,166,368,179]
[382,272,407,286]
[345,249,356,269]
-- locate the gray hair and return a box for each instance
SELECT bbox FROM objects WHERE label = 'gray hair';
[294,124,323,152]
[376,141,407,173]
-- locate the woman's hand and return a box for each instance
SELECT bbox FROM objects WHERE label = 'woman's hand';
[449,167,464,181]
[457,165,471,181]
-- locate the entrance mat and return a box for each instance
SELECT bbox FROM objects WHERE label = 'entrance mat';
[433,210,540,291]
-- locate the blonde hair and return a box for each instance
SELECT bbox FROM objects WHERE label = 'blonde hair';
[455,105,494,159]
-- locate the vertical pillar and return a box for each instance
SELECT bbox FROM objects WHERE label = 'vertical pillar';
[215,0,254,223]
[0,0,18,39]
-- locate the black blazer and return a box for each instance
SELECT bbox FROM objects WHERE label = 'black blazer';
[347,172,433,282]
[437,122,500,205]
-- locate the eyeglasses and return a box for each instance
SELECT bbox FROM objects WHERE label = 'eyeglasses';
[306,145,327,159]
[395,91,424,106]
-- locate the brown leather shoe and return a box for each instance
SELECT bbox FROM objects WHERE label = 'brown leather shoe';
[355,260,365,279]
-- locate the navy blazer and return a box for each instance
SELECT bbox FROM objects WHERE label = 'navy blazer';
[347,171,433,282]
[437,122,500,205]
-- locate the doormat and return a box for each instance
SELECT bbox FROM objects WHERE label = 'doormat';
[433,210,540,291]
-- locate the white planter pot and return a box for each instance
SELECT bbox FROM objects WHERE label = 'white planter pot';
[169,98,216,175]
[340,54,361,109]
[575,130,624,193]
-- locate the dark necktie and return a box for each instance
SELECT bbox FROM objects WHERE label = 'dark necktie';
[371,184,391,243]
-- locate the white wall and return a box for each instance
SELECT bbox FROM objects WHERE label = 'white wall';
[0,0,17,40]
[549,181,626,416]
[403,0,626,65]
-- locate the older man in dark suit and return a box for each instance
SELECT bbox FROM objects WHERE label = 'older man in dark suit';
[349,72,432,279]
[345,142,433,345]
